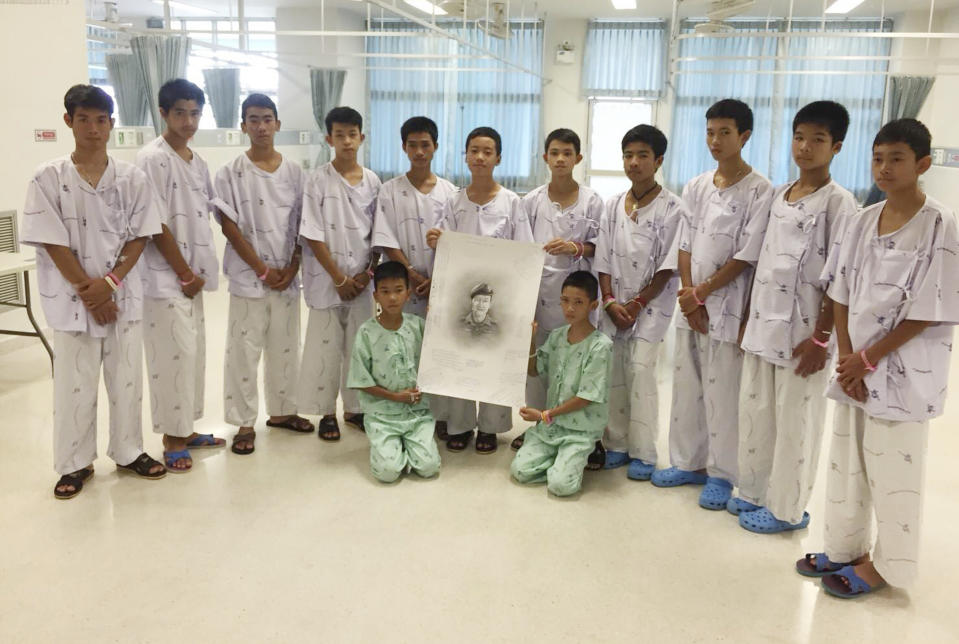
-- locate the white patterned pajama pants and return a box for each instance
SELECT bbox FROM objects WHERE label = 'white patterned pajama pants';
[605,337,661,464]
[223,292,300,427]
[52,322,144,474]
[667,328,743,483]
[144,295,206,438]
[824,404,928,588]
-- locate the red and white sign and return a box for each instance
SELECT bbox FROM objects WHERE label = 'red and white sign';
[34,129,57,142]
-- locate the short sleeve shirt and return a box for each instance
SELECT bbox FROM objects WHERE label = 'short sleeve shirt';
[347,313,429,416]
[536,325,613,435]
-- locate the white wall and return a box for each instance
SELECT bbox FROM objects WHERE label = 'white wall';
[275,6,368,134]
[541,18,590,183]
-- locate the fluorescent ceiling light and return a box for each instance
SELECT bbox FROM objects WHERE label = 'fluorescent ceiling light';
[151,0,217,15]
[611,0,638,8]
[825,0,866,13]
[404,0,448,15]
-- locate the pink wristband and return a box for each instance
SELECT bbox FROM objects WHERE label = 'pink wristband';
[258,268,270,281]
[860,350,877,372]
[542,410,553,424]
[692,286,705,307]
[106,272,122,288]
[810,335,829,348]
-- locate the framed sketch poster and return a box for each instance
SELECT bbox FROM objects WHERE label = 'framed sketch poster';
[417,231,546,408]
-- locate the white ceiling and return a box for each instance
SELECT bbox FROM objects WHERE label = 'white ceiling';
[97,0,958,21]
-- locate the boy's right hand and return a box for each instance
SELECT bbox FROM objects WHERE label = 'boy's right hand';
[415,278,431,297]
[335,275,360,300]
[395,388,422,405]
[518,406,542,422]
[90,299,119,325]
[425,228,442,250]
[605,302,635,330]
[677,286,701,316]
[686,307,709,335]
[180,274,205,298]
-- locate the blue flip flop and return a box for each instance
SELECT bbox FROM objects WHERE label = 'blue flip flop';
[626,458,655,481]
[821,566,886,599]
[163,449,192,473]
[185,433,226,449]
[739,508,810,534]
[698,477,733,510]
[650,466,708,487]
[603,450,630,469]
[726,496,762,516]
[795,552,850,577]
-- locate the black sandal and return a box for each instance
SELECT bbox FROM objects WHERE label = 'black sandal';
[475,431,498,454]
[53,466,94,500]
[343,414,366,433]
[318,416,340,442]
[435,420,449,441]
[117,453,167,479]
[446,430,474,452]
[266,415,315,433]
[510,432,526,451]
[586,441,606,470]
[231,430,256,455]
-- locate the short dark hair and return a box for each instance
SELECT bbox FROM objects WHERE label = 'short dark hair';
[465,126,502,156]
[545,128,581,155]
[373,261,409,289]
[325,106,363,134]
[562,270,599,302]
[401,116,438,145]
[873,118,932,160]
[158,78,205,112]
[793,101,850,143]
[622,124,668,158]
[64,84,114,118]
[241,93,278,121]
[706,98,753,134]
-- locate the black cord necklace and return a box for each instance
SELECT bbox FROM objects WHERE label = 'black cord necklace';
[629,182,659,209]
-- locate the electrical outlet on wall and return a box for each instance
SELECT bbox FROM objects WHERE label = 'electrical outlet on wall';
[114,128,138,147]
[225,130,242,145]
[299,131,310,145]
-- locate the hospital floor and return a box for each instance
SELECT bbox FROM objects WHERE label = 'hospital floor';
[1,287,958,643]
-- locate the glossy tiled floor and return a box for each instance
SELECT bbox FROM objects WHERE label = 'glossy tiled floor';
[2,287,958,643]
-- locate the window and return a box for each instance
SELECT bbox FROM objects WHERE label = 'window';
[586,99,656,201]
[366,20,543,193]
[582,20,667,99]
[666,18,891,201]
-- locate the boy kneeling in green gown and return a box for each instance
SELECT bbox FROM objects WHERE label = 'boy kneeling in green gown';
[347,261,440,482]
[511,271,613,496]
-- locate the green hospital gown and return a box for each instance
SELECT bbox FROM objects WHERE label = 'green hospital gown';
[510,326,612,496]
[347,314,440,482]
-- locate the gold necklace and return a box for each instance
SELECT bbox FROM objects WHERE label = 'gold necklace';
[71,153,106,187]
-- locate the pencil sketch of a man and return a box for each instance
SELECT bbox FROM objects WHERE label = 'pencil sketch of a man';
[461,282,499,337]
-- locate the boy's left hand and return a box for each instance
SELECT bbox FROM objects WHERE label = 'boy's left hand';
[543,238,574,256]
[836,351,870,386]
[792,338,828,377]
[519,406,542,422]
[415,278,431,297]
[677,286,702,316]
[353,271,371,292]
[623,299,644,320]
[76,277,114,309]
[271,265,297,291]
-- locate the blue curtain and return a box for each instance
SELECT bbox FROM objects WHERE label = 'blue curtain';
[367,20,543,192]
[581,20,666,98]
[666,18,891,201]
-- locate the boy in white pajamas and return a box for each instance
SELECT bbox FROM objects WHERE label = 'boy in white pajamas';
[651,99,774,511]
[298,106,381,441]
[796,119,959,599]
[22,85,166,498]
[732,101,857,531]
[347,261,441,483]
[372,116,455,439]
[511,128,604,454]
[426,126,535,454]
[215,94,312,456]
[512,271,612,497]
[594,125,683,481]
[137,79,224,473]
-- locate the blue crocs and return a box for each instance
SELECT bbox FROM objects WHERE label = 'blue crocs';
[821,565,887,599]
[650,466,708,487]
[698,477,733,510]
[604,450,630,469]
[739,508,810,534]
[726,496,762,516]
[626,458,655,481]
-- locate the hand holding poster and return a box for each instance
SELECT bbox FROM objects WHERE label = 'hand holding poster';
[417,231,546,408]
